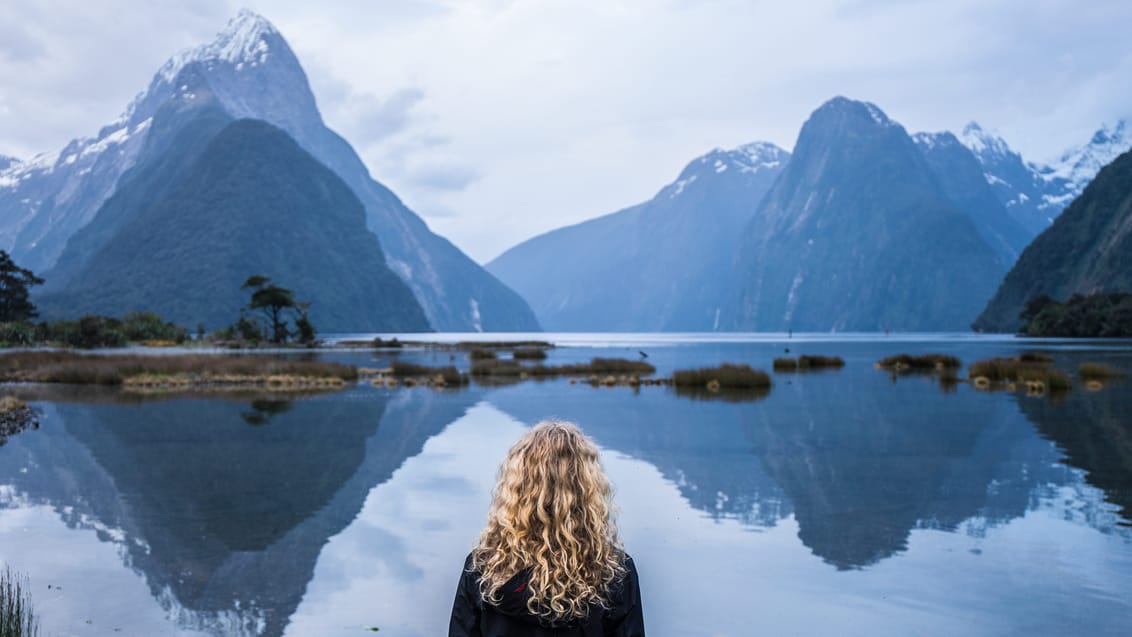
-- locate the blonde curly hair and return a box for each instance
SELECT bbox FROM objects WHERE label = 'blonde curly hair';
[471,420,626,623]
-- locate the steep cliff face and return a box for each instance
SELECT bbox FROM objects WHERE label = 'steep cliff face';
[726,97,1003,331]
[38,116,430,332]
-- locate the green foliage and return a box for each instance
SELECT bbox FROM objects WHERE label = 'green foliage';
[0,251,44,323]
[34,119,430,332]
[0,323,35,347]
[121,311,187,343]
[1019,292,1132,337]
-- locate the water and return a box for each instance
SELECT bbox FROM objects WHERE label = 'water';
[1,334,1131,636]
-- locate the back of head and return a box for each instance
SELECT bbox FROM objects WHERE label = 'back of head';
[472,420,625,624]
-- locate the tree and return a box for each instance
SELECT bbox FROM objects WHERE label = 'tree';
[0,250,45,322]
[294,301,317,345]
[242,275,299,344]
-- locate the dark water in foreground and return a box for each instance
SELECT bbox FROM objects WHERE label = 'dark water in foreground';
[1,334,1130,636]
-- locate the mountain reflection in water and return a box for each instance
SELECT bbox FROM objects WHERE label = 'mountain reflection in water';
[0,338,1130,636]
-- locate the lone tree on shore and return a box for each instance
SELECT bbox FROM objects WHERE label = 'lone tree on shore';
[0,250,44,323]
[241,275,316,345]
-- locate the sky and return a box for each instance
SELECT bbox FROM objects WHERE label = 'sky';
[1,0,1130,263]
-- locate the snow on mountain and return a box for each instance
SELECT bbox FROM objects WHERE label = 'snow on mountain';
[661,141,788,199]
[1041,119,1131,199]
[1,9,539,330]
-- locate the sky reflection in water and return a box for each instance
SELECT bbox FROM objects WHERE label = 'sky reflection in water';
[0,337,1130,636]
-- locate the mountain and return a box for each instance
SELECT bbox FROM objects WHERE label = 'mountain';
[37,117,430,332]
[1042,119,1131,201]
[487,142,788,330]
[1,10,537,331]
[912,131,1033,266]
[725,97,1004,331]
[973,148,1132,332]
[959,122,1072,235]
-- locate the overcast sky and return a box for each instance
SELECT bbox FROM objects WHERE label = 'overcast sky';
[2,0,1130,262]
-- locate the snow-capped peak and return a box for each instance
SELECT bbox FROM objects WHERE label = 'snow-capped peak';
[960,122,1014,159]
[157,9,278,83]
[1044,119,1131,190]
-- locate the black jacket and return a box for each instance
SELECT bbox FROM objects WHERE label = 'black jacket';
[449,553,645,637]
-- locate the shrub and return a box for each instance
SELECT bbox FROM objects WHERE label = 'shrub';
[773,357,798,372]
[389,360,466,385]
[1079,362,1124,381]
[1019,352,1054,363]
[672,364,771,389]
[512,348,548,360]
[877,353,961,371]
[468,349,497,360]
[775,355,845,372]
[967,357,1072,393]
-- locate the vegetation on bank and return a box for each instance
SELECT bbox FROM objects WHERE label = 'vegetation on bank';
[875,353,962,372]
[0,351,356,387]
[1079,363,1124,381]
[967,356,1072,394]
[1017,292,1132,337]
[469,357,656,378]
[773,355,845,372]
[672,364,771,390]
[0,565,39,637]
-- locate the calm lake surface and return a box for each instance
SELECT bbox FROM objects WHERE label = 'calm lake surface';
[1,333,1131,636]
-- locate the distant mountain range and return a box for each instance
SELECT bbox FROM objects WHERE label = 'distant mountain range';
[490,96,1128,332]
[487,142,788,331]
[0,10,538,332]
[974,147,1132,332]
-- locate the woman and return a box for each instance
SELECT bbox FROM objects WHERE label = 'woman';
[449,420,645,636]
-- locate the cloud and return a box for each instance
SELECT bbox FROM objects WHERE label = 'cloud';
[3,0,1131,262]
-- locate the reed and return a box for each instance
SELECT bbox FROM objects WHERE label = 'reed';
[0,351,357,386]
[470,357,655,378]
[876,353,961,371]
[672,363,771,389]
[512,348,548,360]
[1079,362,1124,381]
[967,357,1071,392]
[389,360,467,386]
[776,355,844,371]
[1,566,39,637]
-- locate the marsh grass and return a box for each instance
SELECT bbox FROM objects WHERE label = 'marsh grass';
[512,348,548,360]
[1,566,39,637]
[389,360,467,386]
[775,355,844,372]
[0,351,357,386]
[1079,362,1124,381]
[672,364,771,390]
[876,353,962,372]
[469,357,655,378]
[967,357,1072,393]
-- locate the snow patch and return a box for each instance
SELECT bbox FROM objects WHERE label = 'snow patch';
[157,9,278,84]
[714,159,728,173]
[669,175,697,198]
[469,298,483,333]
